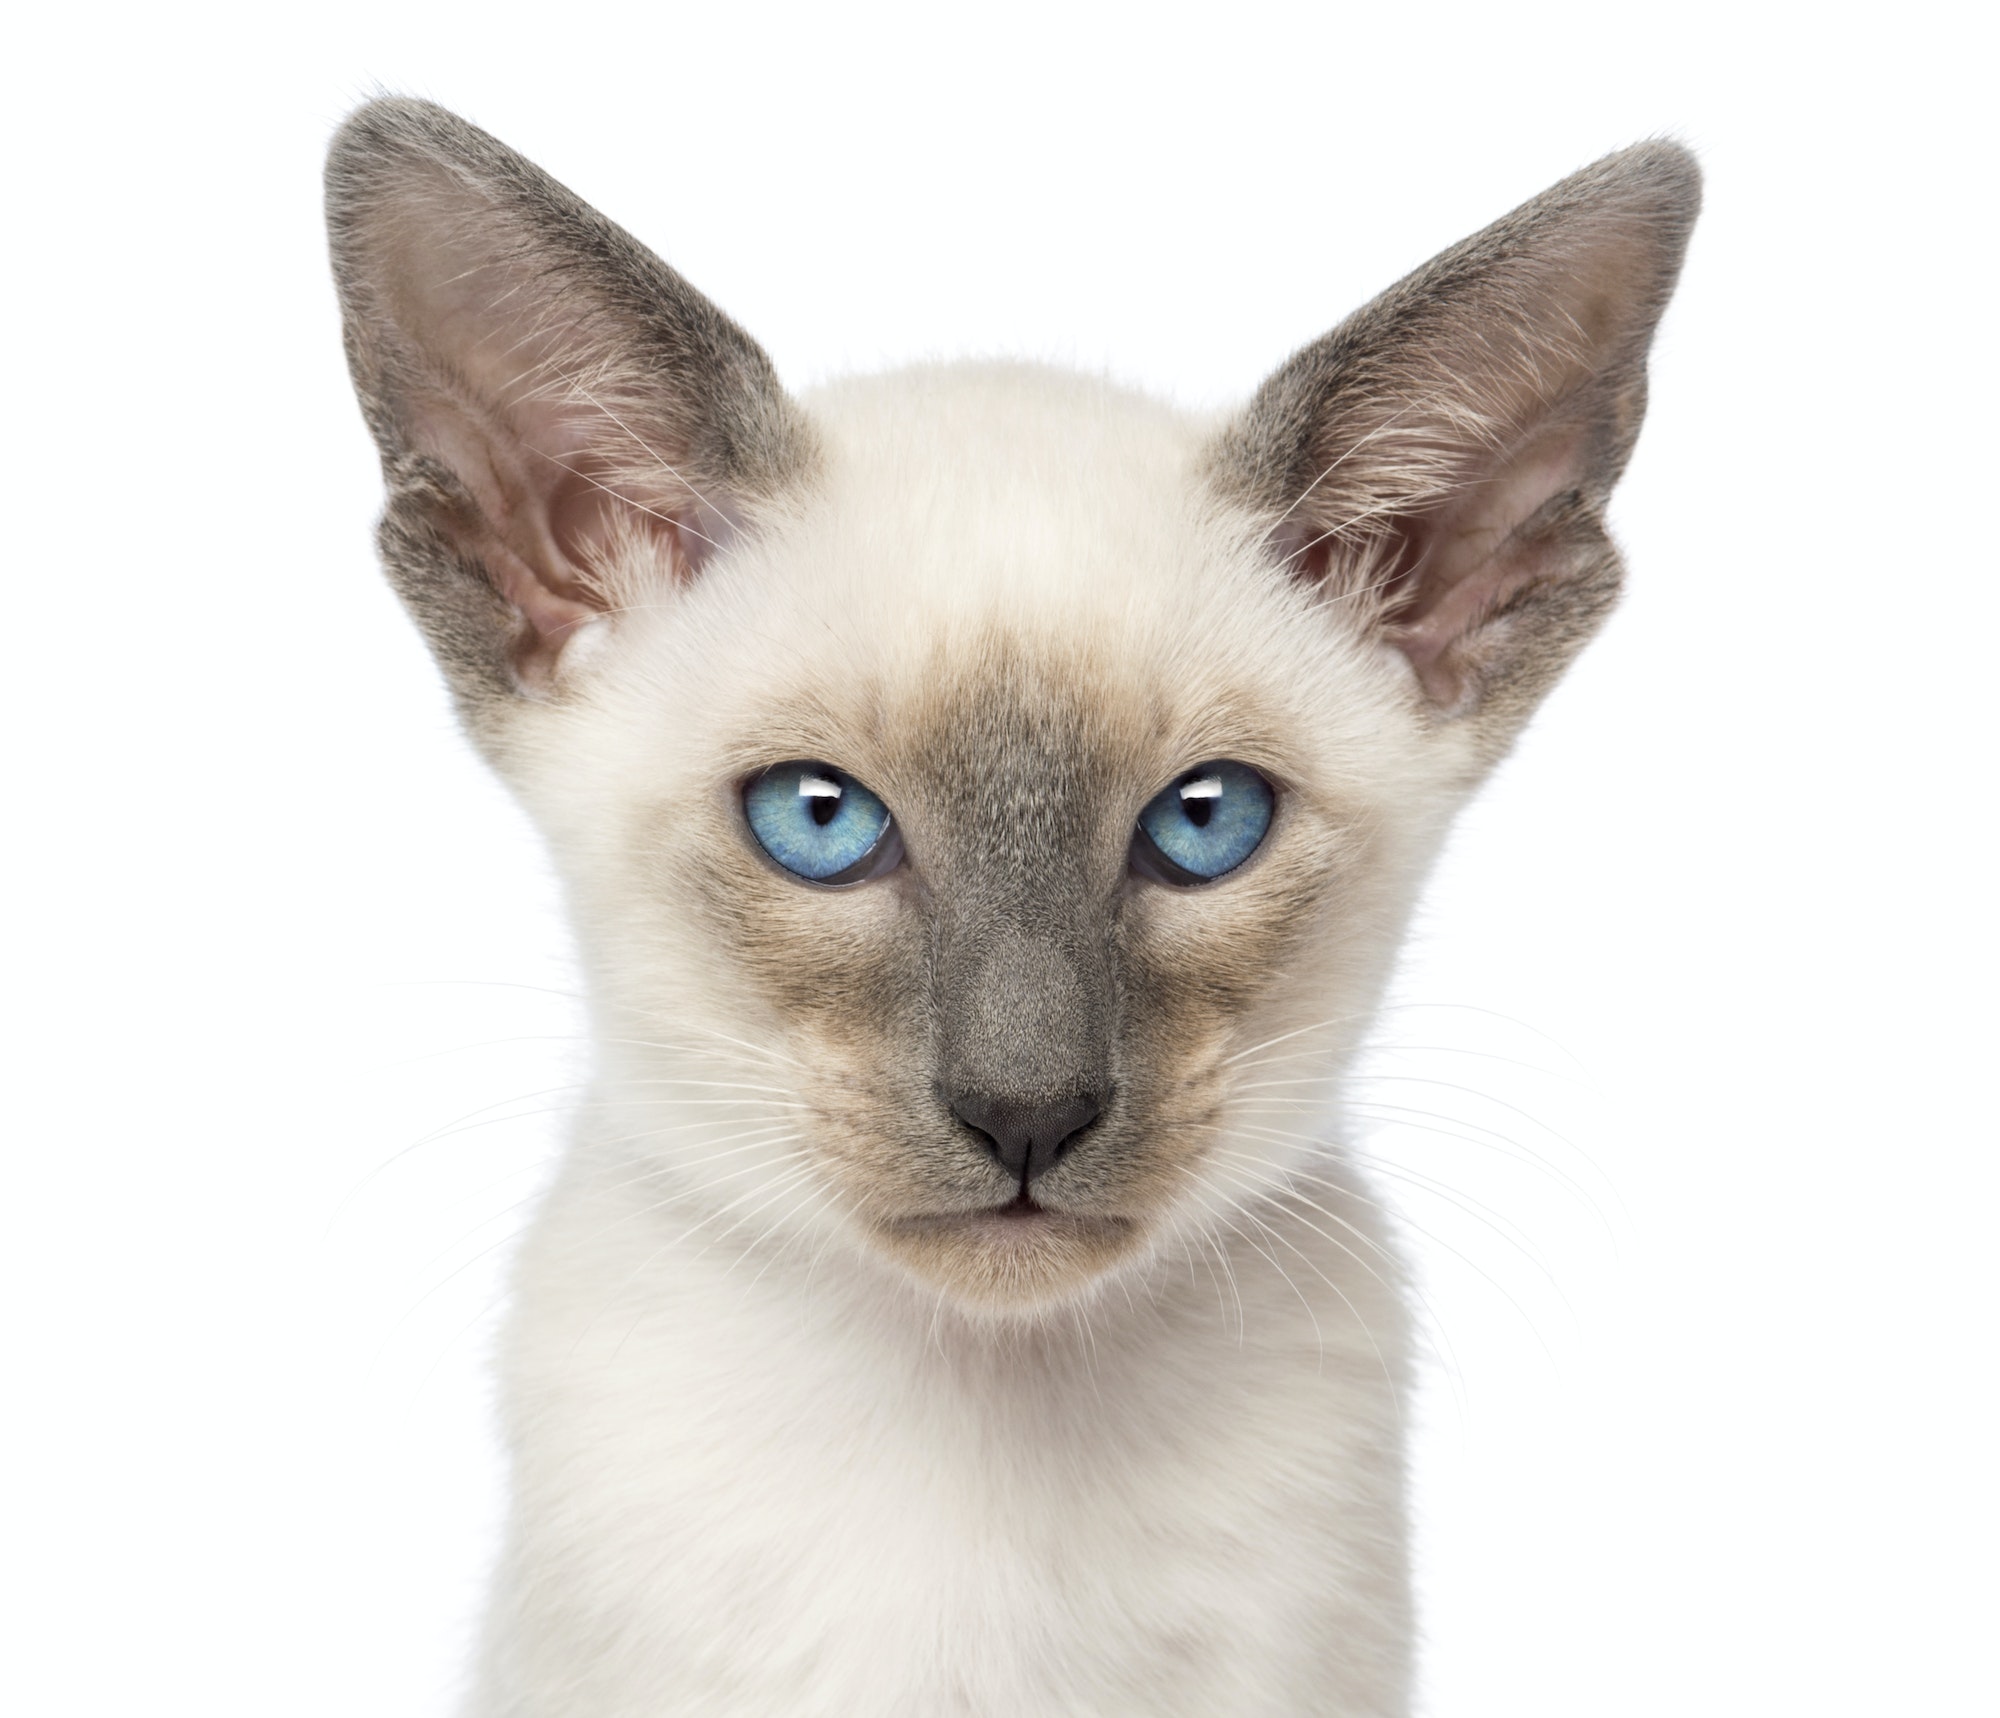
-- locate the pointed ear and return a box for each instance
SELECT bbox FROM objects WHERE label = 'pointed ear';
[1210,142,1699,733]
[326,98,816,701]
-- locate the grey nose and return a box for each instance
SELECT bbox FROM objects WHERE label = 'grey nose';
[949,1089,1102,1185]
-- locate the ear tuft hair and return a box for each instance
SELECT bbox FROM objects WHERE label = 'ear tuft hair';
[326,97,817,705]
[1210,142,1700,740]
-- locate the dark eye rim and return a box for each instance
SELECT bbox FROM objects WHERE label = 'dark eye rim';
[739,760,906,889]
[1127,761,1279,889]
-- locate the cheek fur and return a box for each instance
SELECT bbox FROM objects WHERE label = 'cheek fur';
[575,618,1424,1311]
[1103,827,1355,1175]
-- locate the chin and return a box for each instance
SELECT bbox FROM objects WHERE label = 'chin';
[869,1198,1145,1314]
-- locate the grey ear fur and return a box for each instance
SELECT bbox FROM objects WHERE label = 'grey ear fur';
[1210,142,1700,744]
[325,97,817,709]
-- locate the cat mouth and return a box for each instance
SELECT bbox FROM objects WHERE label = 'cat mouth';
[869,1195,1141,1306]
[884,1195,1131,1243]
[989,1190,1050,1221]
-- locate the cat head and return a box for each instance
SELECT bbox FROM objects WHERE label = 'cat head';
[328,99,1695,1316]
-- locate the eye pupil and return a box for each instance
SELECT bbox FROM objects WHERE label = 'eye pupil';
[1185,798,1213,830]
[810,792,839,827]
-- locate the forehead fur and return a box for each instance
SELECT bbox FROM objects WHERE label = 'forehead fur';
[516,362,1461,835]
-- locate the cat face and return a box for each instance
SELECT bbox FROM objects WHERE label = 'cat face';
[327,100,1695,1314]
[503,368,1458,1307]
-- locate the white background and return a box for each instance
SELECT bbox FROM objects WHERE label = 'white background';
[4,3,1993,1713]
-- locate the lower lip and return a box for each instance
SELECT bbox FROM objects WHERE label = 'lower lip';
[880,1207,1135,1264]
[952,1203,1133,1244]
[895,1200,1062,1239]
[958,1202,1056,1239]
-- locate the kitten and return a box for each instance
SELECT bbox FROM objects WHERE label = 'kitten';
[327,99,1696,1717]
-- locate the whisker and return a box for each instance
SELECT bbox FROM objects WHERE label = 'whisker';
[1222,1131,1564,1366]
[1221,1116,1572,1289]
[1222,1013,1377,1067]
[1206,1204,1337,1383]
[1199,1228,1246,1344]
[597,1162,825,1362]
[1202,1144,1460,1393]
[1347,1100,1611,1226]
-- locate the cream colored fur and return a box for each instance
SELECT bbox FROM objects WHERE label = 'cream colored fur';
[325,100,1695,1716]
[465,366,1466,1716]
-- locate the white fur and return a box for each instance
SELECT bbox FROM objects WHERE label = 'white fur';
[462,366,1481,1716]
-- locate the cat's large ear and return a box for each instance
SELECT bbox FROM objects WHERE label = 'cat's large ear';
[326,98,815,701]
[1210,143,1698,737]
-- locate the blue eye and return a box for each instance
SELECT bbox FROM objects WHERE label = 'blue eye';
[744,762,900,884]
[1132,761,1275,885]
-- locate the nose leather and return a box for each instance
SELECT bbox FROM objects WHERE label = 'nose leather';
[948,1089,1102,1184]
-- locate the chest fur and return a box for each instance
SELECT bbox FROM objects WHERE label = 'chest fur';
[474,1162,1413,1717]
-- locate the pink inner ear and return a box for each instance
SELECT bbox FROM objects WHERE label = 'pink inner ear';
[408,385,713,683]
[1381,428,1589,708]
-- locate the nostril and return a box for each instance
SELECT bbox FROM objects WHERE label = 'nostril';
[948,1089,1102,1185]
